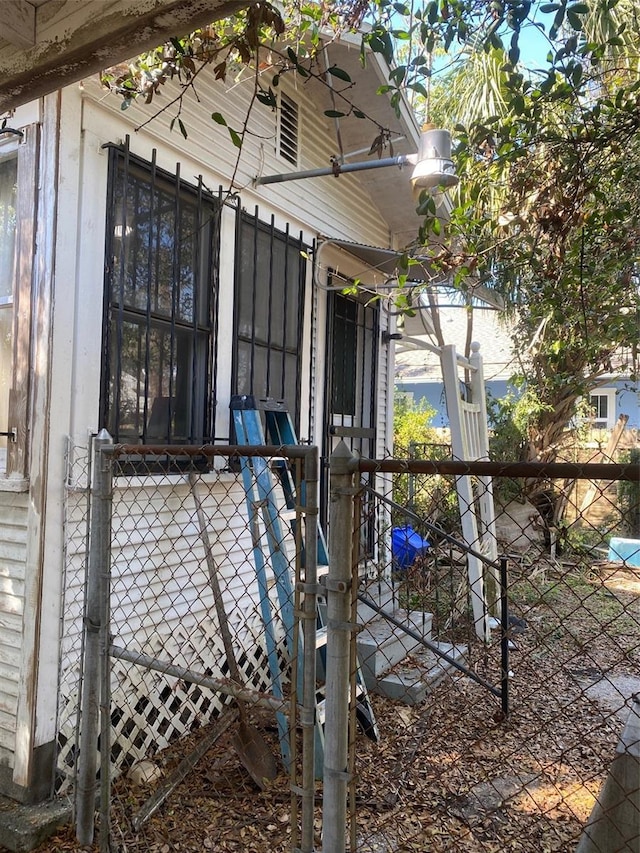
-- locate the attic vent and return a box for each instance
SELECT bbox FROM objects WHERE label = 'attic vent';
[279,95,299,165]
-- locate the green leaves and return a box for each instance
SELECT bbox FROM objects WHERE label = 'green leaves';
[327,65,352,82]
[256,87,278,109]
[170,116,188,139]
[228,128,242,148]
[211,112,241,148]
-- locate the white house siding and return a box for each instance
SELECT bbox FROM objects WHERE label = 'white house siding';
[0,491,27,767]
[80,71,393,248]
[57,447,290,787]
[5,53,412,794]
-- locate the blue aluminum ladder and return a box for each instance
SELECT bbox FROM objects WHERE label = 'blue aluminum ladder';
[231,395,379,778]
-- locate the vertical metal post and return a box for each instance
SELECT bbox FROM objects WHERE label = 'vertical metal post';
[348,491,361,853]
[99,445,114,852]
[322,442,355,853]
[76,430,113,846]
[299,448,319,853]
[500,556,510,719]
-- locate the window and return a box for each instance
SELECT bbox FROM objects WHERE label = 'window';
[323,286,379,556]
[589,390,616,429]
[101,145,220,443]
[0,157,17,469]
[331,294,358,417]
[0,125,38,481]
[278,95,299,166]
[327,289,378,429]
[232,211,306,427]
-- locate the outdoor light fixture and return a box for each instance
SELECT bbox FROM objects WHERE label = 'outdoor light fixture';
[409,126,458,189]
[254,126,458,189]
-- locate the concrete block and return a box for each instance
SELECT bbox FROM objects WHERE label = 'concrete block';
[371,644,467,705]
[0,796,72,852]
[357,610,433,683]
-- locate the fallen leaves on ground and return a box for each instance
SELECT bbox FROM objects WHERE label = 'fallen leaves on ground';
[37,560,640,852]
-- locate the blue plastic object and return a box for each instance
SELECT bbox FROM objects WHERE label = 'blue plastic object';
[608,537,640,568]
[392,525,430,569]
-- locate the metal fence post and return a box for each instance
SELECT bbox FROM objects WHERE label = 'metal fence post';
[76,429,113,846]
[323,441,356,853]
[299,448,319,853]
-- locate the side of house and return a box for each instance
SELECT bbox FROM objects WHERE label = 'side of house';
[0,40,428,802]
[587,382,640,432]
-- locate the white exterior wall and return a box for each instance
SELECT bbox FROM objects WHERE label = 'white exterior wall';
[1,60,403,789]
[0,493,27,765]
[82,70,394,247]
[0,96,58,790]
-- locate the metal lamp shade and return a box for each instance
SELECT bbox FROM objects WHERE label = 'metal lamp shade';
[411,128,458,189]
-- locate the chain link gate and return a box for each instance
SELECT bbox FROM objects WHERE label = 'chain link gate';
[72,436,322,852]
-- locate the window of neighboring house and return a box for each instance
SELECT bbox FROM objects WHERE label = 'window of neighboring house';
[0,126,38,481]
[101,145,220,444]
[278,94,299,166]
[589,389,616,429]
[232,211,306,428]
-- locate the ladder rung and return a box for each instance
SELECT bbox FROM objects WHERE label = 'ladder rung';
[233,400,378,762]
[316,626,327,649]
[313,684,370,729]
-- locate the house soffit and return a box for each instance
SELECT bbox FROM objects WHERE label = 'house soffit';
[0,0,254,113]
[297,37,424,242]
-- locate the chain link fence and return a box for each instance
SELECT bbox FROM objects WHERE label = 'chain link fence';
[57,440,640,852]
[347,453,640,853]
[57,438,93,798]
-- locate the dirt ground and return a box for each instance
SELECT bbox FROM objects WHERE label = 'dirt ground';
[35,560,640,853]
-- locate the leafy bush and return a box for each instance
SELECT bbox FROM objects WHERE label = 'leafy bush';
[392,392,456,532]
[393,392,440,456]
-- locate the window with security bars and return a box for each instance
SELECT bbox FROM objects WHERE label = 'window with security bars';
[323,285,379,557]
[328,289,378,428]
[279,94,299,166]
[101,145,220,444]
[233,210,306,428]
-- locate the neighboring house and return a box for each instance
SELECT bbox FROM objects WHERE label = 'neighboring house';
[587,378,640,432]
[395,306,640,432]
[0,35,449,803]
[395,304,516,427]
